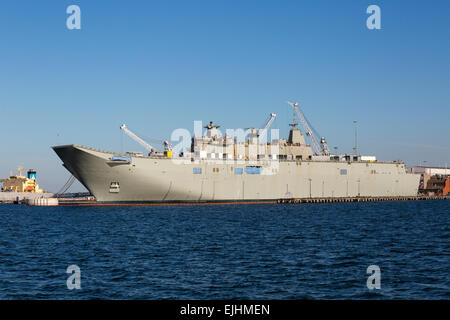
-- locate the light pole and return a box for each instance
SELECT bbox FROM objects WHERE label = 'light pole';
[309,178,312,198]
[353,120,358,156]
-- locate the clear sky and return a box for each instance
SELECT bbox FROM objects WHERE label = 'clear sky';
[0,0,449,192]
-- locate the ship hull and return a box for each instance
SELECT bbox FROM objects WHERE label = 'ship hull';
[53,145,421,203]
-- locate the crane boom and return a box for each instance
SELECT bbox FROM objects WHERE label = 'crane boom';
[120,124,154,153]
[287,102,330,156]
[262,113,277,131]
[257,113,277,141]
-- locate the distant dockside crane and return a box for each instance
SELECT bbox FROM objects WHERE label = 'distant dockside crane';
[287,101,330,156]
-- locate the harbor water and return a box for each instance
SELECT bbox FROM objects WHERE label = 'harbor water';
[0,201,448,299]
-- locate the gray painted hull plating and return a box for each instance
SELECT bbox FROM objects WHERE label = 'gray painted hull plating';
[53,145,421,203]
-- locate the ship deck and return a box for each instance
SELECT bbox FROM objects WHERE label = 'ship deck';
[54,144,406,165]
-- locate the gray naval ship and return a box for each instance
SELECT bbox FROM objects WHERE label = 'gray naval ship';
[53,102,420,203]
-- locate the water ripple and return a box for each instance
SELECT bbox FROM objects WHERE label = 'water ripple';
[0,201,448,299]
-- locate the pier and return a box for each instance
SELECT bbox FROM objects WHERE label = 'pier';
[2,195,449,206]
[277,195,450,204]
[0,192,53,204]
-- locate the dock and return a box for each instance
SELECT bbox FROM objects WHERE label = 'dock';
[0,192,53,204]
[2,195,449,206]
[277,195,450,204]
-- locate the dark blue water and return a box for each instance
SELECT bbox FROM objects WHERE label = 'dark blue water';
[0,201,448,299]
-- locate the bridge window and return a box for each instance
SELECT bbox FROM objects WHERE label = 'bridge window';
[235,168,243,175]
[193,168,202,174]
[340,169,347,175]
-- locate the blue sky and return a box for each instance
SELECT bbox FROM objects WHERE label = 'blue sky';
[1,0,449,192]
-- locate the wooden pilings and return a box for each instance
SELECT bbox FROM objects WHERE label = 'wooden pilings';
[277,195,450,204]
